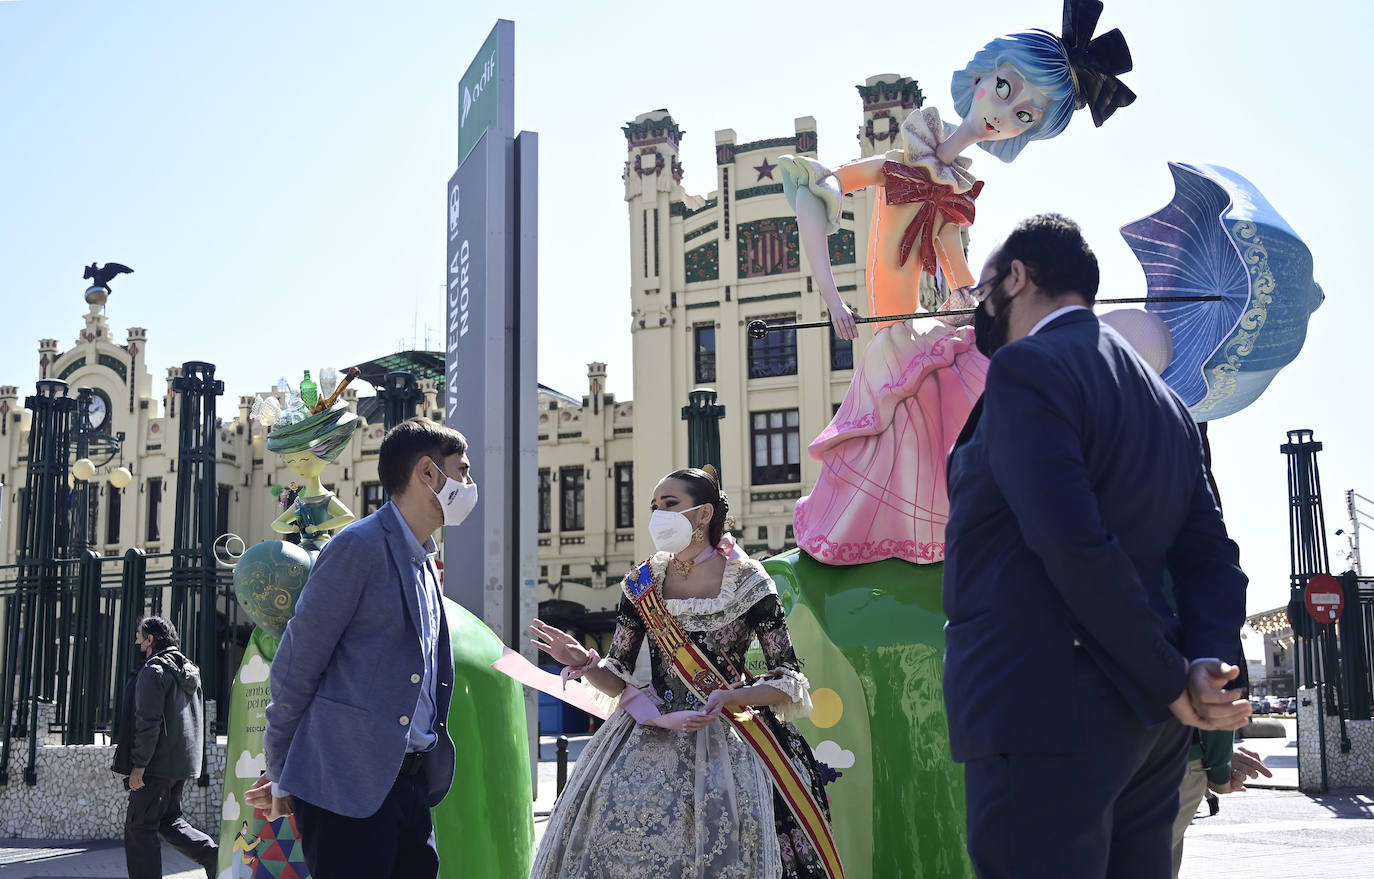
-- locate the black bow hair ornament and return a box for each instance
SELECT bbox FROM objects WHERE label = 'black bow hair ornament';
[1058,0,1136,127]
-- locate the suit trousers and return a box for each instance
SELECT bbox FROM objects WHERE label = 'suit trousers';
[124,776,219,879]
[963,652,1191,879]
[293,768,439,879]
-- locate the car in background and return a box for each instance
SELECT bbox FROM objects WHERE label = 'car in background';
[1250,698,1269,715]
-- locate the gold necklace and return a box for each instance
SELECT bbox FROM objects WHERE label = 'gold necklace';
[671,554,695,579]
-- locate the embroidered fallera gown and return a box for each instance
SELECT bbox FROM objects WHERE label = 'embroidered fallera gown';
[529,552,832,879]
[780,106,989,566]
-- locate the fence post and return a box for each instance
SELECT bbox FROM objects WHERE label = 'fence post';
[0,568,21,785]
[1338,571,1371,721]
[63,551,102,744]
[556,734,569,796]
[110,548,147,745]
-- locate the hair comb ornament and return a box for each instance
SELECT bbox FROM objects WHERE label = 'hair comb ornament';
[702,464,721,490]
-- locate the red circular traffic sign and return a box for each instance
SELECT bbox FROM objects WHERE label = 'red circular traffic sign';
[1304,574,1345,624]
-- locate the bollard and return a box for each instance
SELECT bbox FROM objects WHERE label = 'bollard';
[556,735,569,795]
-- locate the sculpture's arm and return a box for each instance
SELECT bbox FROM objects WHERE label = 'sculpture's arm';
[783,155,885,339]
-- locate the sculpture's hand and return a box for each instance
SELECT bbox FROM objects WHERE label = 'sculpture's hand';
[935,288,978,327]
[827,297,858,340]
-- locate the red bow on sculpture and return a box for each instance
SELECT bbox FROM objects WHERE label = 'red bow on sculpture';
[882,162,984,276]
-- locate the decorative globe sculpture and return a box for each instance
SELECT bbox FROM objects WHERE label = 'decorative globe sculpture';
[232,539,313,640]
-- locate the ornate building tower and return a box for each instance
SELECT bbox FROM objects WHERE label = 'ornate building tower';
[624,110,690,512]
[855,74,924,159]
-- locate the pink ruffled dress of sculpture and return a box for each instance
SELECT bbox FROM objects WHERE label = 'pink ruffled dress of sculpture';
[790,106,990,565]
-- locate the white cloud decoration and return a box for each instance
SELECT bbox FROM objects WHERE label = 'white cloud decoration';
[814,740,855,769]
[222,790,240,821]
[234,750,266,779]
[239,654,270,684]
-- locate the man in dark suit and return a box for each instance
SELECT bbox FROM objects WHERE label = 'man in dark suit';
[246,418,478,878]
[943,214,1252,878]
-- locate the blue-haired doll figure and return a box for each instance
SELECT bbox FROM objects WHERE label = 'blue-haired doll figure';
[781,0,1134,567]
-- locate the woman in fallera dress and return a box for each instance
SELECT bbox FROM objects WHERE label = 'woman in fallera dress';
[528,467,840,879]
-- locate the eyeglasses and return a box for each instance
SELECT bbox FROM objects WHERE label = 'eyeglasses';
[968,272,1007,303]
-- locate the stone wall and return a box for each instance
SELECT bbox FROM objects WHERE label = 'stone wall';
[0,702,225,840]
[1297,686,1374,792]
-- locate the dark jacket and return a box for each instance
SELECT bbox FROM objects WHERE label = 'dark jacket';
[111,647,206,779]
[943,310,1248,762]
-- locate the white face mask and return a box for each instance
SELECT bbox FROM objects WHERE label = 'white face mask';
[429,459,478,527]
[648,504,706,555]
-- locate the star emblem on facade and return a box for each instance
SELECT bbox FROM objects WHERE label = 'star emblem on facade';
[754,158,776,181]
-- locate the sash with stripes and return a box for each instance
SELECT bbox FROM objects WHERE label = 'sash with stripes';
[625,561,845,879]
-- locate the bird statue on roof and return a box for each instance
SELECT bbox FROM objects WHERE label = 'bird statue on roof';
[83,262,133,292]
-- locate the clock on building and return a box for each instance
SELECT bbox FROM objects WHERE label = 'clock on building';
[87,389,111,431]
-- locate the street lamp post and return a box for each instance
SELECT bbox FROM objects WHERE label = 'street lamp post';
[378,370,425,432]
[680,388,726,480]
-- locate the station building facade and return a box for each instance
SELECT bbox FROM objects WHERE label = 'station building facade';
[1,74,940,634]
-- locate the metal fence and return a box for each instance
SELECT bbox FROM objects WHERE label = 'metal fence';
[0,548,241,787]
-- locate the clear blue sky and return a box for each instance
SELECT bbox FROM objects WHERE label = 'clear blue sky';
[2,0,1370,615]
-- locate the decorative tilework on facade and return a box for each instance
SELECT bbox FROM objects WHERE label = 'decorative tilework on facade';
[736,218,800,278]
[57,356,86,380]
[684,221,719,243]
[828,228,856,266]
[685,241,720,283]
[735,184,784,201]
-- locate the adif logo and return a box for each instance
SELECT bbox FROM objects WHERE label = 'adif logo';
[459,52,497,130]
[448,185,461,236]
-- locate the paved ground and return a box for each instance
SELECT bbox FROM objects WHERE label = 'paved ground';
[1178,788,1374,879]
[0,839,204,877]
[5,722,1368,878]
[1232,715,1299,789]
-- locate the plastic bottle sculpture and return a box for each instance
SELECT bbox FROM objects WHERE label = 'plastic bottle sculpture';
[217,377,533,878]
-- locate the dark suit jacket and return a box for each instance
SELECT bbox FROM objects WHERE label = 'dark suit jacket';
[943,309,1247,763]
[265,502,456,817]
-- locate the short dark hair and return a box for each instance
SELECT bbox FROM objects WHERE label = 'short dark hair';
[378,418,468,497]
[138,616,179,652]
[993,213,1099,304]
[664,468,730,547]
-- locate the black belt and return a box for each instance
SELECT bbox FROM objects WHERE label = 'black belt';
[400,750,427,777]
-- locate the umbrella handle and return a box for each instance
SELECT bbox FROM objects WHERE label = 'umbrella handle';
[744,296,1220,338]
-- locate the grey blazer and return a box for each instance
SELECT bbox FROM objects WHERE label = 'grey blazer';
[264,502,456,818]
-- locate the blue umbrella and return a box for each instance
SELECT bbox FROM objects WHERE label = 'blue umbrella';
[1120,162,1323,420]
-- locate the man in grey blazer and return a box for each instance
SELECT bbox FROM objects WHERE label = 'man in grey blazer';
[246,418,477,878]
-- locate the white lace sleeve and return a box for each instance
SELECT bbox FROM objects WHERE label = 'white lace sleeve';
[758,668,812,722]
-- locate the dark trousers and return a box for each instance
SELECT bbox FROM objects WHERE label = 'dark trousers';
[124,776,219,879]
[963,654,1191,879]
[293,770,438,879]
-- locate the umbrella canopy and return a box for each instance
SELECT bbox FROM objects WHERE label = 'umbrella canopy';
[1120,162,1323,420]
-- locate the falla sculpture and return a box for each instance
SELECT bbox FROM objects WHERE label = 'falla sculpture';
[216,368,533,879]
[761,2,1139,875]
